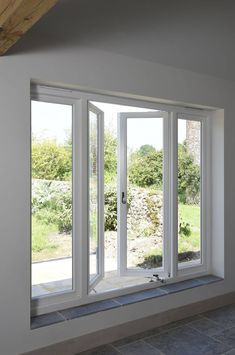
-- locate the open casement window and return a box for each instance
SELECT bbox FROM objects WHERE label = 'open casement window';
[117,111,169,278]
[31,84,212,315]
[88,103,105,292]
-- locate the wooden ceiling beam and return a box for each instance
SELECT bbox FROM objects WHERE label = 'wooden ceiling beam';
[0,0,59,55]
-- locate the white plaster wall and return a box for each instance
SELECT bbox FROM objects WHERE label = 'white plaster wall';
[0,47,232,354]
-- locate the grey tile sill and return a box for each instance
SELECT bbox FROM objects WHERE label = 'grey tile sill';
[31,275,222,330]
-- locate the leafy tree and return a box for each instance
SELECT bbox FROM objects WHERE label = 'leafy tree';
[178,144,200,204]
[89,129,117,182]
[139,144,156,156]
[128,143,200,204]
[128,149,163,187]
[104,131,117,182]
[32,140,72,181]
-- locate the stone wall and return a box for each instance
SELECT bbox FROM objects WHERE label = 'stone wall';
[127,187,163,239]
[186,120,200,165]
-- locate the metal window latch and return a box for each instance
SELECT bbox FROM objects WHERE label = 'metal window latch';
[122,192,126,204]
[146,274,167,283]
[152,274,166,283]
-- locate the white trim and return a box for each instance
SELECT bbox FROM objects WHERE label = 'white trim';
[170,112,178,278]
[88,103,105,292]
[31,95,82,314]
[118,111,168,277]
[177,114,210,277]
[117,113,127,276]
[80,99,89,299]
[73,99,81,298]
[31,84,211,117]
[163,113,170,278]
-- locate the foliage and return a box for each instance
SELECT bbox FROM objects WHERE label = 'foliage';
[52,190,72,233]
[138,144,156,156]
[138,249,162,269]
[178,143,200,204]
[104,183,118,231]
[104,183,133,231]
[179,221,191,238]
[31,216,57,253]
[128,143,200,204]
[104,131,117,182]
[32,181,53,214]
[32,139,72,181]
[33,181,72,234]
[139,203,200,268]
[128,150,163,188]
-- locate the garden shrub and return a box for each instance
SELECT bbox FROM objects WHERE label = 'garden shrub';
[128,150,163,188]
[104,183,133,231]
[51,190,72,233]
[32,181,53,214]
[104,183,118,231]
[179,221,191,238]
[178,144,200,204]
[33,181,72,234]
[138,249,163,269]
[138,144,156,156]
[32,140,72,181]
[104,131,117,183]
[129,144,200,204]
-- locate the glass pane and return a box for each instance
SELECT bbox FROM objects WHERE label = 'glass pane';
[89,110,99,282]
[178,119,201,264]
[127,117,164,270]
[31,100,73,298]
[89,101,160,294]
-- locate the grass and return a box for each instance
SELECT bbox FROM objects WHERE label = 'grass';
[32,216,58,253]
[178,203,200,254]
[141,203,200,266]
[32,216,72,262]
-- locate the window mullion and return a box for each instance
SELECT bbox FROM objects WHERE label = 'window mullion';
[72,100,81,296]
[98,112,105,279]
[80,99,89,299]
[170,112,178,278]
[163,113,170,277]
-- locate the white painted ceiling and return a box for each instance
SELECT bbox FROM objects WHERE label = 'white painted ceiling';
[10,0,235,81]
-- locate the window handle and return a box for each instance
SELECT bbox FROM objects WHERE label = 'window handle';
[122,192,126,204]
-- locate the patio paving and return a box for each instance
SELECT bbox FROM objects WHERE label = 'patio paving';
[32,255,148,297]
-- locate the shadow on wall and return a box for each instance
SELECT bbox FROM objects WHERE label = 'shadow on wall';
[7,0,165,55]
[7,0,230,62]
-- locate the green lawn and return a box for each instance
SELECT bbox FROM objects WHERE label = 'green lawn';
[178,203,200,254]
[32,216,73,262]
[142,203,200,266]
[32,216,59,262]
[32,216,58,253]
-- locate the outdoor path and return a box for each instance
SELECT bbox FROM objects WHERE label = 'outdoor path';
[32,255,117,285]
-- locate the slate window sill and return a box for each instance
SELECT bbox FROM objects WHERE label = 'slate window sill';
[31,275,222,330]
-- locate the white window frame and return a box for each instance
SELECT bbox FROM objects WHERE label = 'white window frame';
[31,85,212,315]
[88,102,105,292]
[176,113,211,278]
[31,93,83,314]
[117,111,169,278]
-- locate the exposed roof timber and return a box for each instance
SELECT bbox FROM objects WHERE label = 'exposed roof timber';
[0,0,59,55]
